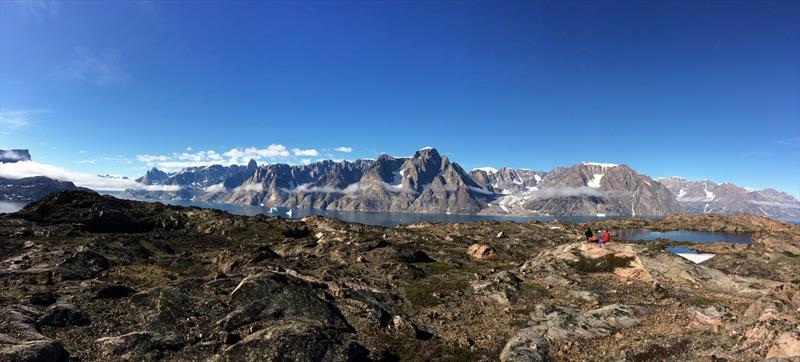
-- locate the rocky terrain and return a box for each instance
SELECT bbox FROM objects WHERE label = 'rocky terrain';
[1,190,799,361]
[659,177,800,221]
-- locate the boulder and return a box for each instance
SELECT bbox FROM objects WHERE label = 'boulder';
[529,304,640,340]
[95,284,137,299]
[472,271,522,305]
[30,291,58,306]
[54,250,110,281]
[467,243,497,261]
[766,331,800,359]
[500,328,549,362]
[220,272,352,333]
[0,307,70,361]
[735,283,800,359]
[396,247,435,263]
[214,322,367,361]
[689,305,731,327]
[39,303,91,327]
[95,331,182,360]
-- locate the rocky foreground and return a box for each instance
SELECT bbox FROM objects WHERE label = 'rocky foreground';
[1,191,798,361]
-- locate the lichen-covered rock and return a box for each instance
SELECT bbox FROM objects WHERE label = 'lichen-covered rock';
[500,328,549,362]
[53,250,110,281]
[0,307,70,361]
[529,304,640,339]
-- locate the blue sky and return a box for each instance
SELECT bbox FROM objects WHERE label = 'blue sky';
[1,1,798,195]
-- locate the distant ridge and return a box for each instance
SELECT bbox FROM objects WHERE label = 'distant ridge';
[121,147,707,218]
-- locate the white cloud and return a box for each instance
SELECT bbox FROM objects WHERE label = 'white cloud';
[224,144,290,163]
[56,47,127,85]
[281,182,362,194]
[79,150,87,154]
[136,154,169,164]
[301,159,312,165]
[76,159,96,164]
[104,156,133,164]
[204,182,226,193]
[0,109,49,131]
[334,146,353,153]
[535,186,609,199]
[0,160,168,191]
[143,185,182,192]
[11,0,59,19]
[748,200,800,209]
[233,183,265,192]
[292,148,319,156]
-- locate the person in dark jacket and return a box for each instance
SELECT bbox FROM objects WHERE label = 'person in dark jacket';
[584,228,594,241]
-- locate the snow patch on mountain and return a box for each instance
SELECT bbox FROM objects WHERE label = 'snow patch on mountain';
[582,162,619,168]
[587,174,604,188]
[472,167,498,174]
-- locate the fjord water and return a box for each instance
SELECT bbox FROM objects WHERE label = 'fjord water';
[617,228,752,244]
[0,201,27,214]
[155,198,624,227]
[0,197,628,227]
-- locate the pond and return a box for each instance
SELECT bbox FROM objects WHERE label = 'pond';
[616,228,752,244]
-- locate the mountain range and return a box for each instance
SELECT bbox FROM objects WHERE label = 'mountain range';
[658,177,800,221]
[121,147,799,220]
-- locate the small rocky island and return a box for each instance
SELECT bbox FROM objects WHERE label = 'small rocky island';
[1,190,798,361]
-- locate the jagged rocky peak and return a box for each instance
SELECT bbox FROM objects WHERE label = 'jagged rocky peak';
[246,159,258,171]
[470,167,544,193]
[0,149,32,163]
[136,167,169,185]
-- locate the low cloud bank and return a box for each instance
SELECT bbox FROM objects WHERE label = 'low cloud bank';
[0,160,178,192]
[535,186,609,199]
[748,200,800,209]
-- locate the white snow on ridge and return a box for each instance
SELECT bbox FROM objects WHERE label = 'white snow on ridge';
[473,167,498,174]
[419,146,434,151]
[587,174,604,188]
[534,174,542,183]
[582,162,619,168]
[677,189,687,199]
[703,181,716,201]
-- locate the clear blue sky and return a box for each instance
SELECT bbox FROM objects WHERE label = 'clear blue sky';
[1,1,798,195]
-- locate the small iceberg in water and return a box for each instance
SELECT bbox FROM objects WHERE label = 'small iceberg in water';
[666,246,715,264]
[595,213,606,217]
[285,209,294,217]
[268,207,278,214]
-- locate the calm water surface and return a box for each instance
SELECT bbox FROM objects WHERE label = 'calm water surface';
[1,196,630,227]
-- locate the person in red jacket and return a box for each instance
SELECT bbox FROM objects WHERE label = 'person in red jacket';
[600,229,611,244]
